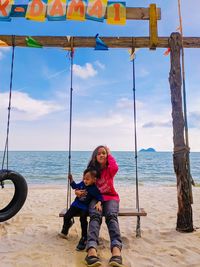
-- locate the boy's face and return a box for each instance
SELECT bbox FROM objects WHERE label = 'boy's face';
[83,172,96,186]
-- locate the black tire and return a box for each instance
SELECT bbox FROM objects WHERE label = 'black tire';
[0,169,28,222]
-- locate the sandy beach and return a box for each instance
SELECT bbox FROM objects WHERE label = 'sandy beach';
[1,185,200,267]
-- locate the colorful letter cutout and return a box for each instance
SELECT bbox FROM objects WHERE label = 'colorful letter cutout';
[107,1,126,25]
[47,0,66,21]
[67,0,87,21]
[26,0,47,22]
[0,0,13,21]
[86,0,107,22]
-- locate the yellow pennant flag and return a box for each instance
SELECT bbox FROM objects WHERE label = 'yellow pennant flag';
[0,40,9,47]
[128,48,139,61]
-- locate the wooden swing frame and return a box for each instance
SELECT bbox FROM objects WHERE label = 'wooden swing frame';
[0,3,197,232]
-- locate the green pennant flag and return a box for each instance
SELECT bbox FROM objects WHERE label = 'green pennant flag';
[26,37,43,48]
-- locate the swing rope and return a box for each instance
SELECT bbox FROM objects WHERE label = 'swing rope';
[1,35,15,174]
[131,44,141,238]
[177,0,195,204]
[66,38,74,210]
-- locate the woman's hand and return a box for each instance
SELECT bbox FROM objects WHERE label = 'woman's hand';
[95,201,102,212]
[75,189,87,198]
[105,146,110,155]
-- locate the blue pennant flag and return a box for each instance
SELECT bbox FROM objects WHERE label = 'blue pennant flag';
[95,34,108,51]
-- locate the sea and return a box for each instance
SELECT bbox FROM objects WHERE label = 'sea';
[0,151,200,186]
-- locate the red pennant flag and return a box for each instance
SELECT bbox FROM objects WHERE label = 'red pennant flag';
[164,48,171,56]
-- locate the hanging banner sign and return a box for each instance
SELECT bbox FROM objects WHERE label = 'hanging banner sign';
[0,0,127,24]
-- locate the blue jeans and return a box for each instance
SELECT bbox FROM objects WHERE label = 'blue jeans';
[86,199,122,251]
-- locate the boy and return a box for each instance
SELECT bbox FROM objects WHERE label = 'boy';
[60,168,102,251]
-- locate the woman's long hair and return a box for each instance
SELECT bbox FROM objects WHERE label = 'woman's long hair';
[87,145,108,179]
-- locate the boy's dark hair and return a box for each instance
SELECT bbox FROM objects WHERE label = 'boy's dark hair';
[83,168,97,178]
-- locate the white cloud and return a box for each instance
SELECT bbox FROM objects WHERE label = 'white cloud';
[137,67,150,78]
[73,113,124,128]
[73,63,97,79]
[116,97,144,110]
[0,47,10,60]
[0,91,63,121]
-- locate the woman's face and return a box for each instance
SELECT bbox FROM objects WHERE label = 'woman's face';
[96,147,107,167]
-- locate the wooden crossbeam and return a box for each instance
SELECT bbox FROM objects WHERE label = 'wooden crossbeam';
[1,35,200,49]
[10,5,161,20]
[59,208,147,217]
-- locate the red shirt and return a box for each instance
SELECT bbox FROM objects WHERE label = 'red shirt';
[96,154,120,202]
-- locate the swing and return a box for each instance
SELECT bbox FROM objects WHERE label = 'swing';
[0,36,28,222]
[59,44,147,237]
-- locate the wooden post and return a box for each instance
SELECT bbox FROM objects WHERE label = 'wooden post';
[149,4,158,50]
[169,32,193,232]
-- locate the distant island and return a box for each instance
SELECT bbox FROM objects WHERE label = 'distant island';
[139,148,156,152]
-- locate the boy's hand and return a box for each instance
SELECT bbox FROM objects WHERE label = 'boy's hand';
[75,189,87,198]
[68,174,73,182]
[95,201,102,212]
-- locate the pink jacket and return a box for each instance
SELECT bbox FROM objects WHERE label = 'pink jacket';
[96,154,120,202]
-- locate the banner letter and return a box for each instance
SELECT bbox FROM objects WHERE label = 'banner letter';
[67,0,86,21]
[86,0,107,22]
[26,0,47,21]
[107,1,126,25]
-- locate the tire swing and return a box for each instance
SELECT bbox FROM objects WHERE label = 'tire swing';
[0,36,28,222]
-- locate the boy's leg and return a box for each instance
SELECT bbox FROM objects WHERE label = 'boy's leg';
[80,210,88,238]
[61,205,78,235]
[76,210,88,251]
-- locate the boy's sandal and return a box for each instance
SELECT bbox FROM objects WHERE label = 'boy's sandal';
[85,255,102,267]
[109,255,123,267]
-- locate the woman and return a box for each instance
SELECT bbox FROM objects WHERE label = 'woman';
[76,146,122,267]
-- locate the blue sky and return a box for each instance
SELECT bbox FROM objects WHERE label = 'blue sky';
[0,0,200,151]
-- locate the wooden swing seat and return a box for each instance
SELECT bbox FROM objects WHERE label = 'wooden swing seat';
[59,208,147,217]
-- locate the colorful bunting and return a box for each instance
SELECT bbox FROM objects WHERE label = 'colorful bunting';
[95,34,108,50]
[47,0,66,21]
[66,0,87,21]
[26,36,43,48]
[26,0,47,22]
[86,0,107,22]
[107,1,126,25]
[1,1,128,24]
[0,0,13,21]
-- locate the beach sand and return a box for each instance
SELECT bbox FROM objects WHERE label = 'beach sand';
[1,185,200,267]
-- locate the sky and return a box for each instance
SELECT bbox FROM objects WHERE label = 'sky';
[0,0,200,152]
